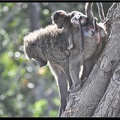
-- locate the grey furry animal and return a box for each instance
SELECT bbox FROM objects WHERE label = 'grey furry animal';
[52,3,107,85]
[52,10,87,51]
[71,2,107,80]
[82,2,107,80]
[23,24,72,116]
[52,10,88,92]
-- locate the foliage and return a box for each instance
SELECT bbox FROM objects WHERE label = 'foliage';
[30,99,48,117]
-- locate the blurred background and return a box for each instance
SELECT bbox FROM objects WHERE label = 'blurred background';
[0,2,113,117]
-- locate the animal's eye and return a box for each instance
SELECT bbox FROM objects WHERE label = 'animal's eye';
[75,17,77,20]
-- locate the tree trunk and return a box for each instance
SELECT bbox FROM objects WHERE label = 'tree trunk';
[61,3,120,117]
[28,3,40,31]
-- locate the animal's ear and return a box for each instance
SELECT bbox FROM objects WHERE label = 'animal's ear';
[59,10,67,16]
[59,10,67,20]
[52,10,67,21]
[34,57,47,67]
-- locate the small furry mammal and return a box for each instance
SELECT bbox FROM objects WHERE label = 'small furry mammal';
[52,10,87,51]
[73,2,107,80]
[52,10,88,92]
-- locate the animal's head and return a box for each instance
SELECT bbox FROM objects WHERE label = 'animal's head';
[23,35,47,67]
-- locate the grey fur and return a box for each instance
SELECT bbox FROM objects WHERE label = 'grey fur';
[24,24,72,116]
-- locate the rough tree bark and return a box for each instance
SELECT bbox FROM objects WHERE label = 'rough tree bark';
[61,3,120,117]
